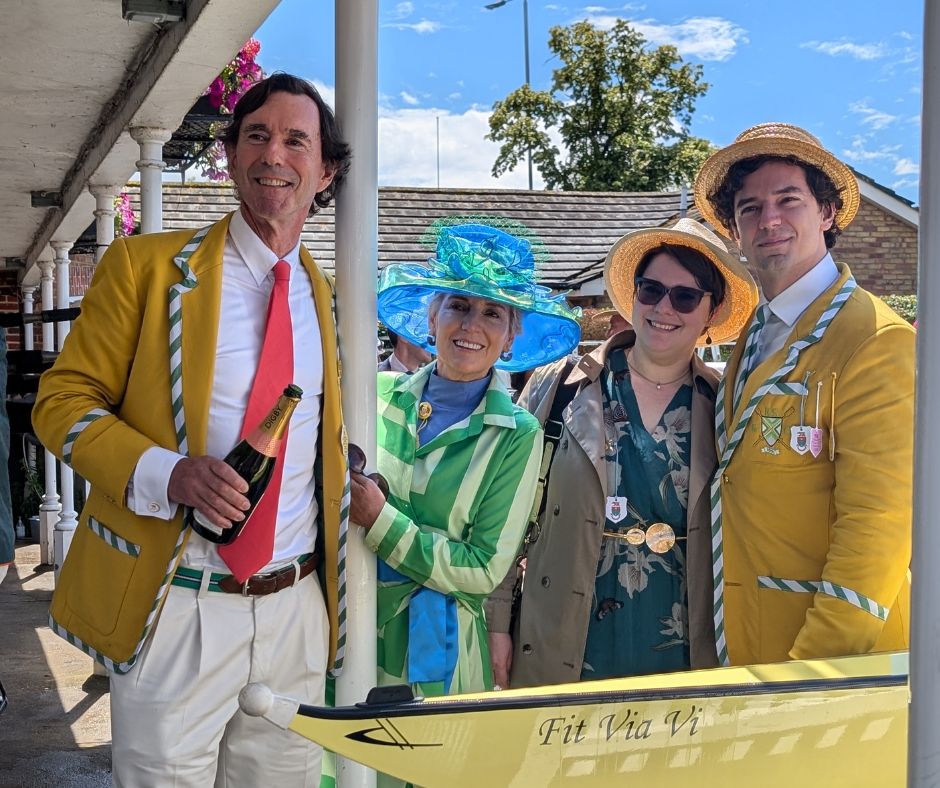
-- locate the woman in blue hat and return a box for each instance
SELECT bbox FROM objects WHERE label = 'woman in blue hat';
[348,221,581,703]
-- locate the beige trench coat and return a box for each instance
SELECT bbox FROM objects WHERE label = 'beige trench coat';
[486,332,720,688]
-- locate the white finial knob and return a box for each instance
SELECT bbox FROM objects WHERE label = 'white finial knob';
[239,683,274,717]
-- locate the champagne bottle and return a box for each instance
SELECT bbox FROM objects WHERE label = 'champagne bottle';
[187,384,303,545]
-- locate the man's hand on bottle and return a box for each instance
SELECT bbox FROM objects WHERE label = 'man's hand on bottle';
[168,456,250,530]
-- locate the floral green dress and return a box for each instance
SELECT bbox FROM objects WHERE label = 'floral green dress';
[581,350,692,679]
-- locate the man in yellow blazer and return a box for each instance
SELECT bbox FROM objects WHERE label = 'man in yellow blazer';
[33,74,352,786]
[693,124,914,667]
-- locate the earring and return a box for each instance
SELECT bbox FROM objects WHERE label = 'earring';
[427,334,436,346]
[500,350,513,362]
[705,329,713,346]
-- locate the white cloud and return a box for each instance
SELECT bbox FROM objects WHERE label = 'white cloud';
[800,40,886,60]
[400,91,420,106]
[850,101,898,130]
[894,158,920,176]
[448,92,462,100]
[385,19,442,34]
[389,2,414,20]
[378,106,544,189]
[892,177,919,192]
[581,16,747,62]
[841,137,901,163]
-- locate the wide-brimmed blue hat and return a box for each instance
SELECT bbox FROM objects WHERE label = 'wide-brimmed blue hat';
[377,222,581,372]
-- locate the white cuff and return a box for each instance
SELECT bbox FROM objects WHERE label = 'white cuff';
[127,447,185,519]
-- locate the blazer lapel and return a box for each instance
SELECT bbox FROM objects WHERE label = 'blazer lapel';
[178,215,230,457]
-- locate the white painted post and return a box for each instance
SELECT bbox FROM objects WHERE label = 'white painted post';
[89,184,118,263]
[20,285,35,351]
[51,241,77,579]
[909,4,939,784]
[36,255,58,565]
[130,127,171,235]
[335,2,378,787]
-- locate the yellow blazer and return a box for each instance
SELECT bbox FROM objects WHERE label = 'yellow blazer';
[718,263,913,665]
[33,213,347,673]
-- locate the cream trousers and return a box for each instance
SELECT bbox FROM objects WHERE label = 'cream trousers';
[110,570,328,787]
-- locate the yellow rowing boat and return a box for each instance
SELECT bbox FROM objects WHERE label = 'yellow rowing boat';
[240,651,907,786]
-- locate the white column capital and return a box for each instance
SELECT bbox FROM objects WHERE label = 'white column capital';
[50,241,73,261]
[20,284,37,298]
[88,183,121,199]
[37,257,55,278]
[129,126,172,146]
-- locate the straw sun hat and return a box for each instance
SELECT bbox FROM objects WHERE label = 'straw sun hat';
[693,122,860,238]
[603,218,758,346]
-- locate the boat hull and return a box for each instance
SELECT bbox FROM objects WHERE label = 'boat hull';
[282,652,908,786]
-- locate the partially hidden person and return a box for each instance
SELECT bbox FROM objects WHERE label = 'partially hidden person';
[378,328,432,373]
[695,123,915,665]
[488,218,757,687]
[32,73,351,787]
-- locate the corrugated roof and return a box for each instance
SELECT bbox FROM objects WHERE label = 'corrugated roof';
[126,183,683,289]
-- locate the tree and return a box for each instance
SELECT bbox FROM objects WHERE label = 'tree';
[488,20,713,191]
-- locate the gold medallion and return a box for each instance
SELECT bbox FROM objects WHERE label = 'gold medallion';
[418,401,433,420]
[645,522,676,554]
[625,527,646,546]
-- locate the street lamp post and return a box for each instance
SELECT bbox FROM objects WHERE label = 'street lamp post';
[485,0,534,190]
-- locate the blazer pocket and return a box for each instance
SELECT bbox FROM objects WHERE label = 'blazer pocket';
[65,515,143,638]
[756,575,816,661]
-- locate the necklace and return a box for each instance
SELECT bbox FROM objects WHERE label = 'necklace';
[626,352,689,390]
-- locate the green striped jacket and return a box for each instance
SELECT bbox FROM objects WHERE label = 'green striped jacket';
[367,364,543,694]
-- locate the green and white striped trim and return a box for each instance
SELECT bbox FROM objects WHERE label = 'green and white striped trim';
[711,277,857,666]
[168,225,211,455]
[757,575,890,621]
[87,517,140,557]
[764,381,809,397]
[63,408,111,464]
[329,284,349,678]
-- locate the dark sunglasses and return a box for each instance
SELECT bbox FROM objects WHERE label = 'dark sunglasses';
[348,443,390,499]
[634,277,711,314]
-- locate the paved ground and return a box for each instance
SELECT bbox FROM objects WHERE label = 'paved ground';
[0,542,111,787]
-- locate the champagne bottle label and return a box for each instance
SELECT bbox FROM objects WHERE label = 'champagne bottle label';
[245,404,287,457]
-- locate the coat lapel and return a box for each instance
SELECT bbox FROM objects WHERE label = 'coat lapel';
[177,215,230,457]
[688,358,719,516]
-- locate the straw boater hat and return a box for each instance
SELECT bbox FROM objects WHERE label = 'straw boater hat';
[693,122,860,239]
[603,218,758,346]
[377,222,582,372]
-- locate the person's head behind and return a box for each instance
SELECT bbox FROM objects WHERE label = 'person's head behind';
[221,73,352,227]
[632,243,727,363]
[427,293,521,382]
[387,329,433,370]
[606,312,632,339]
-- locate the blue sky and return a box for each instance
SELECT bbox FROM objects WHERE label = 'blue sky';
[254,1,923,202]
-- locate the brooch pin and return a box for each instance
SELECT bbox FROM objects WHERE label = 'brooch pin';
[417,401,432,433]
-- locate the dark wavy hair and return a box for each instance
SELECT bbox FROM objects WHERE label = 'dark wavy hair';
[220,73,352,215]
[635,243,727,309]
[708,154,844,249]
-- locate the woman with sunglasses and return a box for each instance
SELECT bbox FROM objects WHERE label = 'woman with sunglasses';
[348,222,581,718]
[487,218,757,688]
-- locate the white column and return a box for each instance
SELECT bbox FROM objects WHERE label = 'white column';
[910,3,940,784]
[20,285,36,351]
[50,241,77,578]
[89,184,118,263]
[335,3,378,788]
[129,127,171,235]
[36,255,58,564]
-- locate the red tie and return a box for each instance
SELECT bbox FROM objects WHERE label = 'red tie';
[219,261,294,582]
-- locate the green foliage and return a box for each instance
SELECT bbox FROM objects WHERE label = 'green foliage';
[488,20,714,191]
[881,294,917,324]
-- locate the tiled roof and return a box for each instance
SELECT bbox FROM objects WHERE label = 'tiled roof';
[126,183,684,289]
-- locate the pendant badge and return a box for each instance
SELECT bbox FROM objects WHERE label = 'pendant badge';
[790,425,811,455]
[605,496,628,524]
[645,522,677,554]
[809,428,825,458]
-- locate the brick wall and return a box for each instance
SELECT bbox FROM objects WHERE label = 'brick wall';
[0,269,22,351]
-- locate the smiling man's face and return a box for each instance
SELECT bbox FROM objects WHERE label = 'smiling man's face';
[731,160,834,299]
[226,90,334,252]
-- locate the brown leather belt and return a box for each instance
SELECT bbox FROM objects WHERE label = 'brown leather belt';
[216,552,320,596]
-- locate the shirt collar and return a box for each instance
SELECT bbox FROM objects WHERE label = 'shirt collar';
[229,208,302,286]
[388,352,410,373]
[763,252,839,327]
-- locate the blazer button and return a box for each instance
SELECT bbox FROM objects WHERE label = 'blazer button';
[522,644,533,655]
[553,505,560,515]
[148,502,160,513]
[541,576,550,588]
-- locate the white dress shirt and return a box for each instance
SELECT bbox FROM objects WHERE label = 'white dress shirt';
[129,209,324,572]
[754,253,839,366]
